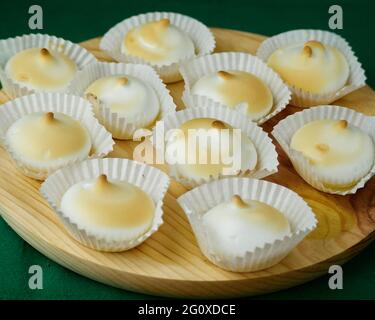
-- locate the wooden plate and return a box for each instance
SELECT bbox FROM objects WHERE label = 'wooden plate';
[1,28,375,298]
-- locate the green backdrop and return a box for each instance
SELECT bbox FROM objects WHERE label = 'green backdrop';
[1,0,374,300]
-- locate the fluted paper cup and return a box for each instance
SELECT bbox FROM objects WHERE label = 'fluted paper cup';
[0,92,114,180]
[257,29,366,107]
[179,52,291,124]
[40,158,170,252]
[0,33,96,98]
[68,61,177,139]
[177,177,317,272]
[272,105,375,195]
[152,101,279,188]
[100,12,215,83]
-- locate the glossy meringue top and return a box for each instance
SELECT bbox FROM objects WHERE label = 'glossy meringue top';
[167,118,257,180]
[122,18,195,66]
[60,174,155,230]
[85,75,160,125]
[291,119,374,167]
[267,40,349,94]
[5,48,77,92]
[6,112,91,162]
[203,195,291,255]
[191,70,273,121]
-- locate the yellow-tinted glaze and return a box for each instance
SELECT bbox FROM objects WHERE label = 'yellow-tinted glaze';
[171,118,255,179]
[192,71,273,119]
[6,48,76,90]
[267,41,349,94]
[290,119,371,167]
[322,180,359,191]
[6,112,90,161]
[63,175,155,228]
[123,19,194,64]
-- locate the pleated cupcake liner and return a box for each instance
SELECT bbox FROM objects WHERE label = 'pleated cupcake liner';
[152,101,279,188]
[0,92,114,180]
[0,33,97,98]
[100,12,215,83]
[177,177,317,272]
[179,52,291,124]
[272,105,375,195]
[68,61,177,140]
[40,158,170,252]
[256,29,366,107]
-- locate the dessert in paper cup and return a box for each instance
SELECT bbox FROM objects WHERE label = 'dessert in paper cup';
[68,61,177,139]
[256,29,366,107]
[0,33,96,99]
[177,177,317,272]
[179,52,291,124]
[100,12,215,83]
[0,92,114,180]
[152,101,279,188]
[272,105,375,195]
[40,158,170,252]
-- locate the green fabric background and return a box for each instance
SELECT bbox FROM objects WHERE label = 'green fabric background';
[1,0,375,300]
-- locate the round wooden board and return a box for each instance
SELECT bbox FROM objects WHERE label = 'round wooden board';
[1,28,375,299]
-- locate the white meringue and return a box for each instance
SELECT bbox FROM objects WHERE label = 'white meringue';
[202,195,291,256]
[84,75,160,128]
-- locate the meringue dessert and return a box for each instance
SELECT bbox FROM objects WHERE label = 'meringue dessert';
[191,70,273,121]
[60,174,155,243]
[291,119,374,191]
[203,195,291,257]
[6,112,91,173]
[5,48,77,92]
[84,75,160,129]
[122,18,195,66]
[267,40,349,94]
[167,118,257,181]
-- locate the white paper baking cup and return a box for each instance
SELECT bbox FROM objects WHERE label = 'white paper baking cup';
[177,177,317,272]
[0,92,114,180]
[152,101,279,188]
[179,52,291,124]
[256,29,366,107]
[0,33,97,99]
[40,158,170,252]
[272,105,375,195]
[68,61,177,140]
[100,12,215,83]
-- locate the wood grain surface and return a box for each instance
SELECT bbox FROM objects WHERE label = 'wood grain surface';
[0,28,375,298]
